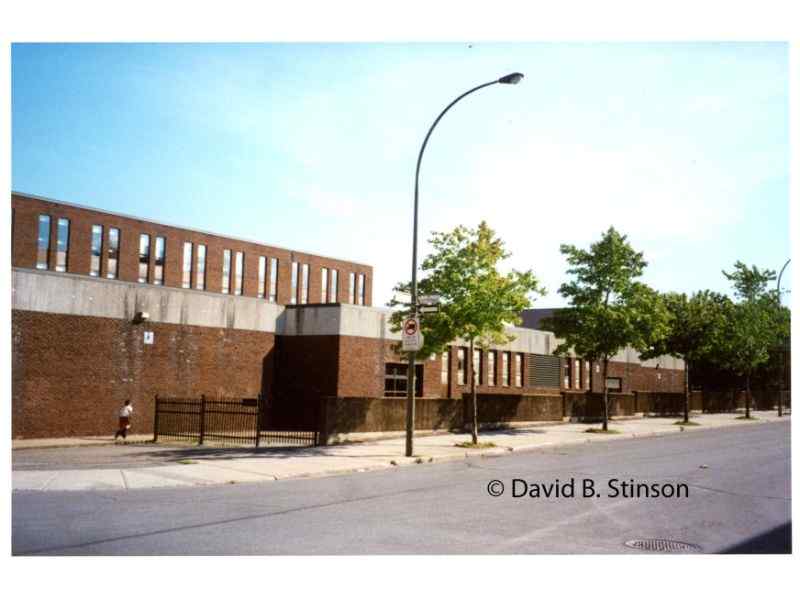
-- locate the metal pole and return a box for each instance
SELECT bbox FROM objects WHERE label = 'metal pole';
[199,394,206,446]
[153,394,160,443]
[776,258,790,417]
[405,74,523,457]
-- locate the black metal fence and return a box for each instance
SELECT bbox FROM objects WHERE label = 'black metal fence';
[153,395,319,447]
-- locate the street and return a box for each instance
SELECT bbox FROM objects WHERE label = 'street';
[12,421,790,555]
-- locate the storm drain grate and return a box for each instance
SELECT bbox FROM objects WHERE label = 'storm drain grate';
[624,539,701,553]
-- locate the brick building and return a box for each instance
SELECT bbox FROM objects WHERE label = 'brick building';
[11,192,684,440]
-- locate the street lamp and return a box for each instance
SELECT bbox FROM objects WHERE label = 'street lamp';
[776,258,790,417]
[405,72,524,457]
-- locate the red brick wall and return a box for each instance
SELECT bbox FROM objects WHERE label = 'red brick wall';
[12,193,373,306]
[12,309,275,439]
[336,336,442,398]
[601,360,683,394]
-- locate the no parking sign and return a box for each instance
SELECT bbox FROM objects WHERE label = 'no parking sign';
[402,317,423,352]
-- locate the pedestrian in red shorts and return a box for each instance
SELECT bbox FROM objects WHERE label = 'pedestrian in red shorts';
[114,400,134,441]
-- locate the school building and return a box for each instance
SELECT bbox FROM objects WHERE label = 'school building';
[11,191,684,441]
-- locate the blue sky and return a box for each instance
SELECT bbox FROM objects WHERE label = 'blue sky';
[11,42,791,307]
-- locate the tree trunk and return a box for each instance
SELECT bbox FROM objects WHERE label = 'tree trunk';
[470,339,478,444]
[683,359,690,424]
[745,373,751,419]
[602,357,609,431]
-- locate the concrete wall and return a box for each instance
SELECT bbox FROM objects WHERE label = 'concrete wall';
[13,268,283,333]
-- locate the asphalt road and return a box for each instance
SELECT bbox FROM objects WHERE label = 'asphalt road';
[12,421,791,555]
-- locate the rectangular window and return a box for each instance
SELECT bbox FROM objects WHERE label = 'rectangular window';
[182,242,193,288]
[348,272,356,304]
[502,352,511,386]
[90,225,103,276]
[358,273,366,305]
[321,267,329,302]
[301,263,309,304]
[384,364,423,398]
[107,227,120,279]
[586,361,592,390]
[441,349,449,385]
[257,256,267,298]
[55,218,70,272]
[234,251,244,295]
[473,349,483,386]
[564,358,572,389]
[222,249,231,294]
[290,261,299,304]
[575,359,583,389]
[606,377,622,391]
[457,348,466,385]
[488,351,496,386]
[138,234,150,283]
[515,354,523,387]
[154,236,165,285]
[330,269,338,303]
[36,215,50,269]
[269,257,278,302]
[196,244,206,290]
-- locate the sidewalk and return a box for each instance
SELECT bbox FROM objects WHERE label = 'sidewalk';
[12,411,788,492]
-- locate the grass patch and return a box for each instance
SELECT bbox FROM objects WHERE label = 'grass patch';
[176,459,197,465]
[736,415,758,420]
[674,420,701,426]
[584,428,621,434]
[454,441,497,449]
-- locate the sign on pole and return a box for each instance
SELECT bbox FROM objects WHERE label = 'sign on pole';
[402,316,423,352]
[419,295,441,306]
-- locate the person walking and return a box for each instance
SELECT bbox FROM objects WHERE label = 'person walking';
[114,400,134,441]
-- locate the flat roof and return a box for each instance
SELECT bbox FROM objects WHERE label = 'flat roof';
[12,190,373,269]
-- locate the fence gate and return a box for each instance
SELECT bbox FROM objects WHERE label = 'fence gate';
[153,395,318,447]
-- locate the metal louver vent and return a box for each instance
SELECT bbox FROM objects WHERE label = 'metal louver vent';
[527,354,561,388]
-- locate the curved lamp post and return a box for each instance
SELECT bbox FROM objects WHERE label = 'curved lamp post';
[405,72,524,457]
[776,258,790,416]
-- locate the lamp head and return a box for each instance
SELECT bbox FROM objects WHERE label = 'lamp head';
[498,72,524,84]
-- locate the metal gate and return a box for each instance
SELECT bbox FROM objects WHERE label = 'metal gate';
[153,395,318,447]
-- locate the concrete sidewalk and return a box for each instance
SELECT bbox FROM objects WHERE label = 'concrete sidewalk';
[12,411,788,492]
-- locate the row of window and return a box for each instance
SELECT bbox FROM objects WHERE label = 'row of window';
[564,358,593,390]
[384,353,625,397]
[442,348,525,388]
[34,214,369,304]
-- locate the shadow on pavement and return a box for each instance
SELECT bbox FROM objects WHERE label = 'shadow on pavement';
[720,522,791,554]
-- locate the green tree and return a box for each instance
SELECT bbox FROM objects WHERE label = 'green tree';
[389,221,544,443]
[640,291,731,423]
[723,261,776,302]
[541,227,668,431]
[719,262,784,417]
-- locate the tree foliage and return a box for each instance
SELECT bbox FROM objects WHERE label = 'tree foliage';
[640,290,731,421]
[716,262,786,417]
[388,221,544,358]
[541,227,668,430]
[722,261,776,303]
